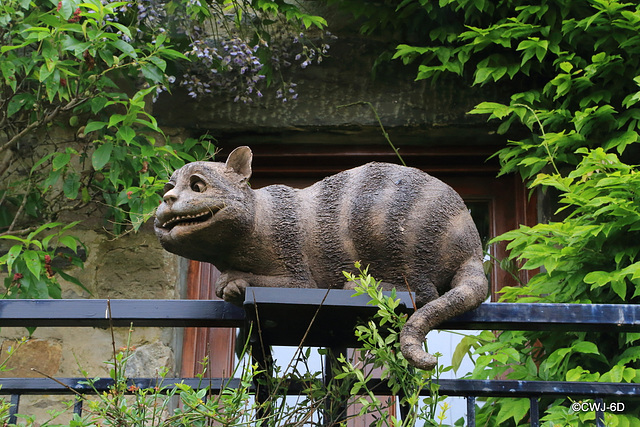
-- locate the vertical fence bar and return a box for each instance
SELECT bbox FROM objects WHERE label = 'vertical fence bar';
[529,397,540,427]
[9,394,20,424]
[595,398,605,427]
[323,347,348,426]
[74,396,83,416]
[252,340,273,426]
[466,396,476,427]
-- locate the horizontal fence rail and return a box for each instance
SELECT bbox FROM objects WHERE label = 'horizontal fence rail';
[0,299,245,328]
[1,377,637,398]
[1,290,639,332]
[0,288,638,426]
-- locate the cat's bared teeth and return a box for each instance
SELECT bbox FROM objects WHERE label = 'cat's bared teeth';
[162,211,211,229]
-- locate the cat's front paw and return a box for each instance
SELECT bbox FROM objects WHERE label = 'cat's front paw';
[215,274,249,305]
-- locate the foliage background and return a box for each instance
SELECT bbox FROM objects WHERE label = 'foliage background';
[325,0,640,425]
[2,0,640,425]
[0,0,328,299]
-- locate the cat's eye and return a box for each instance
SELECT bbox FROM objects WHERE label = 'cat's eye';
[190,177,206,193]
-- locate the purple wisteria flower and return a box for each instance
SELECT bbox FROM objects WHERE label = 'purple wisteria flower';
[100,0,336,103]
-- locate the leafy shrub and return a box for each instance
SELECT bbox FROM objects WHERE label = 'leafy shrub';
[328,0,640,424]
[0,0,329,298]
[0,267,455,426]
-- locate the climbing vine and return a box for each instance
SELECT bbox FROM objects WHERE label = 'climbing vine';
[0,0,329,298]
[328,0,640,424]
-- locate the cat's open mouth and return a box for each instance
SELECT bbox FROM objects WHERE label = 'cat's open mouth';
[158,208,219,231]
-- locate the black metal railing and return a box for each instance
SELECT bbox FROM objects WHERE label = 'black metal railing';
[1,287,639,426]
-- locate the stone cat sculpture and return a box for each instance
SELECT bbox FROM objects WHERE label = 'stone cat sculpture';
[154,146,488,370]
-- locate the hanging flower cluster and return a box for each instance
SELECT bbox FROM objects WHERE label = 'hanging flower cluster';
[97,0,334,103]
[181,37,267,103]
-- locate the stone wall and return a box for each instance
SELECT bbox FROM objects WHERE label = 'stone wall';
[0,226,182,423]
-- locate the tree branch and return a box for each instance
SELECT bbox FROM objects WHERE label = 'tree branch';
[0,226,38,237]
[7,181,31,233]
[0,149,13,178]
[0,96,87,156]
[0,106,61,155]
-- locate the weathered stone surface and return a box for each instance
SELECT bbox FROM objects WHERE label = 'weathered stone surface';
[91,230,179,299]
[0,339,62,378]
[41,228,179,300]
[153,35,502,135]
[124,341,175,378]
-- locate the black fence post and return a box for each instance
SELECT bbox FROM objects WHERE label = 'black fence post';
[9,394,19,424]
[595,398,605,427]
[466,396,476,427]
[322,347,348,426]
[529,396,540,427]
[73,396,83,417]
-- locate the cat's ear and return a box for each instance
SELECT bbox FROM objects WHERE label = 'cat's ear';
[225,146,253,181]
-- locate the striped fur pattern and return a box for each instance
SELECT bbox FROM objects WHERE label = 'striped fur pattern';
[154,146,488,370]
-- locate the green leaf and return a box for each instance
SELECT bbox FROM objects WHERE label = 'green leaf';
[58,0,75,19]
[112,39,136,58]
[612,279,627,300]
[43,168,63,192]
[452,336,478,372]
[1,41,31,54]
[57,270,91,295]
[584,271,611,287]
[473,67,493,85]
[48,281,62,299]
[109,22,132,40]
[147,56,167,72]
[52,153,71,171]
[60,35,91,57]
[5,245,23,272]
[84,121,107,133]
[63,173,81,199]
[7,93,34,117]
[90,98,108,115]
[108,114,126,128]
[116,126,136,144]
[572,341,599,355]
[566,366,588,381]
[23,250,42,279]
[1,60,17,90]
[157,48,188,60]
[81,187,90,203]
[92,142,113,170]
[559,62,573,73]
[470,102,512,119]
[496,398,529,425]
[58,235,78,253]
[604,364,624,383]
[604,130,638,155]
[27,222,61,241]
[141,63,164,83]
[38,63,55,83]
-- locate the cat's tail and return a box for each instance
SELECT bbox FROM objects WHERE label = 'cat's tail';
[400,257,488,370]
